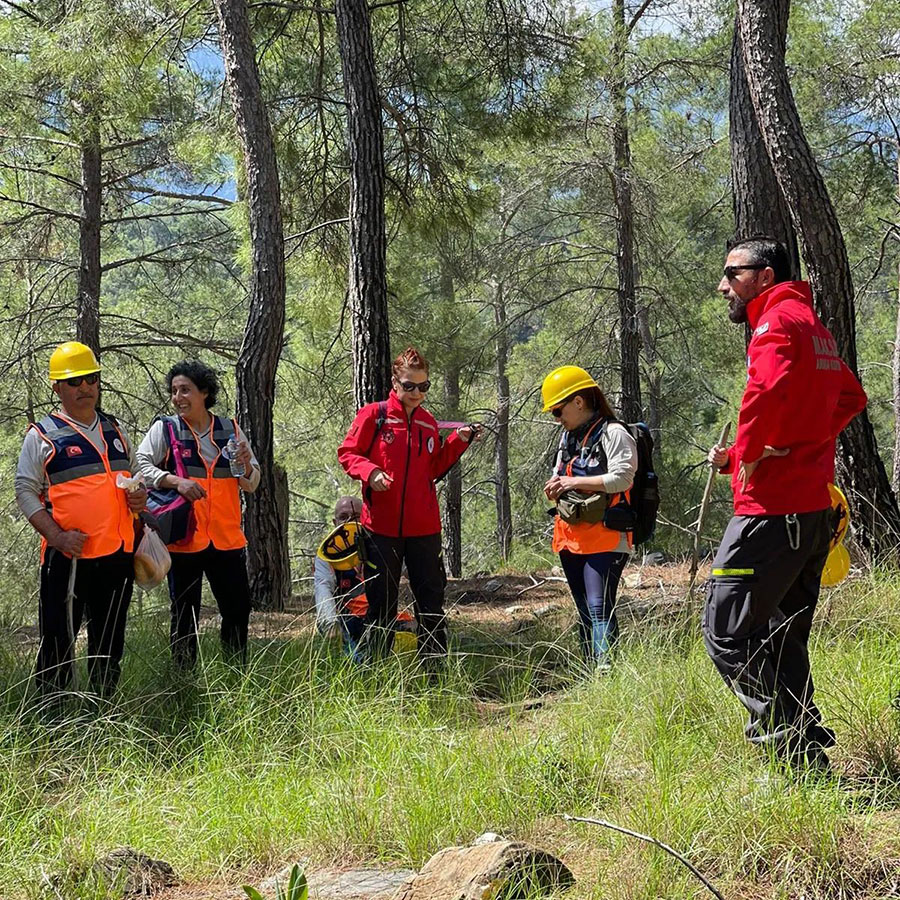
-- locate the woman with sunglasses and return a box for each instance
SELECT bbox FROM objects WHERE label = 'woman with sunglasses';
[137,360,260,668]
[338,347,479,663]
[541,365,637,671]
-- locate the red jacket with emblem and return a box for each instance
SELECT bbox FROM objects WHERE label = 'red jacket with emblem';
[338,391,470,537]
[720,281,867,515]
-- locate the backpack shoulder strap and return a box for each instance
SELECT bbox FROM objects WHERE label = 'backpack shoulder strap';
[364,400,389,456]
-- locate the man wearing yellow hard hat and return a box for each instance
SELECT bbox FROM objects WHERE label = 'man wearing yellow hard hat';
[14,341,147,695]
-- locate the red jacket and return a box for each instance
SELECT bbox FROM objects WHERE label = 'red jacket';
[338,391,470,537]
[720,281,867,515]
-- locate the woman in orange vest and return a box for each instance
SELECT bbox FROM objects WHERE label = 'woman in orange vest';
[137,360,260,667]
[542,366,637,670]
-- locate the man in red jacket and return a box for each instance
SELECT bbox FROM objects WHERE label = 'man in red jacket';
[704,236,867,769]
[338,347,478,661]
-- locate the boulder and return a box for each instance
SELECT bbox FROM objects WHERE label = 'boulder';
[392,839,574,900]
[88,847,177,896]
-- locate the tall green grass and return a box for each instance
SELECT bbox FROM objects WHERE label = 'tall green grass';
[3,573,900,899]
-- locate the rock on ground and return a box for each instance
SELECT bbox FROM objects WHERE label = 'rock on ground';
[392,839,574,900]
[260,867,417,900]
[87,847,177,896]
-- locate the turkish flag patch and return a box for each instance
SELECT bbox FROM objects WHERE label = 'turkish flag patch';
[66,445,83,457]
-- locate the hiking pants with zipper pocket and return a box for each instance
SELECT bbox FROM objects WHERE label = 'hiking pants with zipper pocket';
[703,508,833,754]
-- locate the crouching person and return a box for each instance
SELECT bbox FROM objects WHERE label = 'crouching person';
[315,496,369,658]
[15,342,147,696]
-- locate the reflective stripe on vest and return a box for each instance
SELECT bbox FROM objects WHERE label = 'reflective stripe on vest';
[162,414,246,553]
[35,413,135,559]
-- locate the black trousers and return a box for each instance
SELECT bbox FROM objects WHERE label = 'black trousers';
[37,548,134,695]
[167,546,251,667]
[703,509,833,755]
[361,531,447,659]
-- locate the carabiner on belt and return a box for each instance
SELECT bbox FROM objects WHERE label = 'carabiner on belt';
[785,513,800,551]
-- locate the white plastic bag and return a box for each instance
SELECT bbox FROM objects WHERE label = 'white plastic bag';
[134,526,171,590]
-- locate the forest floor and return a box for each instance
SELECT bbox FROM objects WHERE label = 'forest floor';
[5,562,900,900]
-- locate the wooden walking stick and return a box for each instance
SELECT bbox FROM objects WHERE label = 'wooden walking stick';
[688,421,730,592]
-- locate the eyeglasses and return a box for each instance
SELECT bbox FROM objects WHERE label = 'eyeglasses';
[551,398,573,418]
[62,373,100,387]
[397,379,430,393]
[723,264,767,281]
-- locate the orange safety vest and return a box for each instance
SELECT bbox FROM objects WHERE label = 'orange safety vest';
[551,417,633,556]
[161,415,247,553]
[34,412,136,560]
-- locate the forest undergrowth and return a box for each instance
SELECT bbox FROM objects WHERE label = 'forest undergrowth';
[3,568,900,899]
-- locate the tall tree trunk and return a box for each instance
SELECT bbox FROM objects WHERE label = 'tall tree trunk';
[893,148,900,494]
[214,0,291,609]
[440,265,463,577]
[637,304,661,452]
[335,0,391,407]
[729,5,800,276]
[77,128,101,356]
[737,0,900,555]
[494,284,512,562]
[611,0,641,422]
[443,362,463,577]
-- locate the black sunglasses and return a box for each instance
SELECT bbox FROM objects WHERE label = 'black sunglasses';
[551,398,574,418]
[397,379,430,393]
[723,264,767,280]
[63,373,100,387]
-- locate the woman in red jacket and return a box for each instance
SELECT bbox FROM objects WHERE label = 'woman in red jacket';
[338,347,478,661]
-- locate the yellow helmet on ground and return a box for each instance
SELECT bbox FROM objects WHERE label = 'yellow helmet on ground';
[821,543,850,586]
[49,341,101,381]
[827,483,850,551]
[541,365,600,412]
[316,521,360,571]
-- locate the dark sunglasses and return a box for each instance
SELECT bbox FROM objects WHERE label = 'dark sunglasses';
[723,264,767,281]
[63,373,100,387]
[398,379,430,393]
[551,398,574,418]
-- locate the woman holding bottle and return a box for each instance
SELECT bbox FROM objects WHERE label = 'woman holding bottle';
[137,359,260,667]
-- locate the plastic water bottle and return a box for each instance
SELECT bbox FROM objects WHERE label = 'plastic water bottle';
[225,437,243,477]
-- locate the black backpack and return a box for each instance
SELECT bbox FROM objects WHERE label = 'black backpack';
[583,420,659,545]
[625,422,660,546]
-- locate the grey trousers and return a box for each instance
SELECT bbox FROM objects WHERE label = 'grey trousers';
[702,509,833,755]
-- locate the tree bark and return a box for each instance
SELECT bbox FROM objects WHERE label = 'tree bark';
[443,361,463,577]
[335,0,391,407]
[494,283,513,562]
[77,128,101,356]
[637,304,661,452]
[738,0,900,555]
[439,264,463,577]
[892,149,900,496]
[728,4,800,277]
[611,0,642,423]
[213,0,291,609]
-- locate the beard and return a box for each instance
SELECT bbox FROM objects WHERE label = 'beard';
[727,294,750,324]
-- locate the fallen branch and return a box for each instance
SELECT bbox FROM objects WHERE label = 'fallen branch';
[515,579,546,596]
[561,814,725,900]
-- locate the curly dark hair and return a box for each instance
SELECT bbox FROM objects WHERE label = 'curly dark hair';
[166,359,219,409]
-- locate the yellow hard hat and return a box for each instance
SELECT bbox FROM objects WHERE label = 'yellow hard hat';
[827,483,850,551]
[49,341,101,381]
[316,521,360,571]
[821,543,850,586]
[541,365,600,412]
